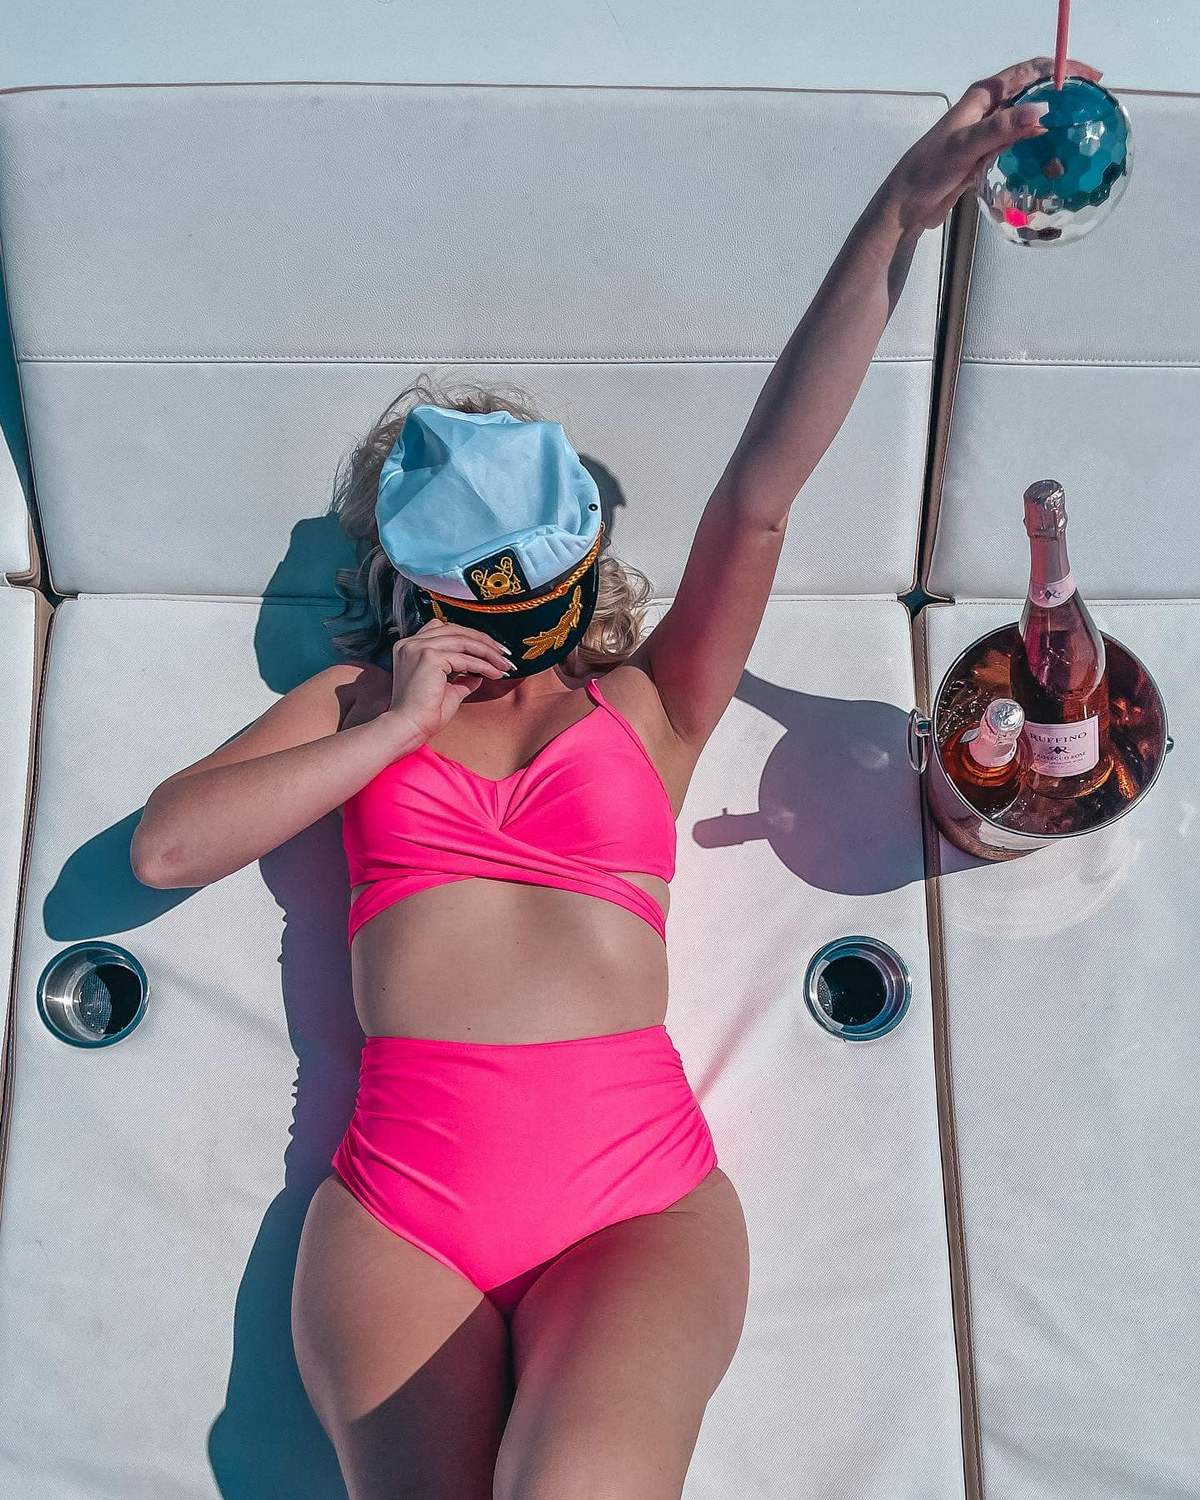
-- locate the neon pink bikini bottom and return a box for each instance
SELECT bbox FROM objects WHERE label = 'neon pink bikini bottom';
[330,1022,718,1316]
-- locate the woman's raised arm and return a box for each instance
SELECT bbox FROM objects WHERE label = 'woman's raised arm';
[634,53,1103,751]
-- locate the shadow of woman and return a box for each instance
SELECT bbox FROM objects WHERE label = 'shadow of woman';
[203,814,365,1499]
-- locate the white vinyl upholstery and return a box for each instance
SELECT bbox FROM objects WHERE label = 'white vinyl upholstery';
[922,599,1198,1498]
[0,84,957,1497]
[0,586,37,1085]
[928,91,1200,602]
[921,84,1200,1500]
[0,423,29,578]
[0,593,962,1499]
[0,596,366,1499]
[0,427,38,1231]
[659,597,961,1497]
[0,81,944,601]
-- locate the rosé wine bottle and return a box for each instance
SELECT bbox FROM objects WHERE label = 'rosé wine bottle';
[1008,479,1113,799]
[942,698,1030,818]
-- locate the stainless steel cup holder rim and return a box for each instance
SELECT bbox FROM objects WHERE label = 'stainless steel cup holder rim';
[804,936,911,1042]
[37,941,149,1048]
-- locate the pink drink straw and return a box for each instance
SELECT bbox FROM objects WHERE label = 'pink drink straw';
[1053,0,1070,90]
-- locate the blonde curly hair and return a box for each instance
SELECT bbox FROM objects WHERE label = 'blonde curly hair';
[322,373,654,675]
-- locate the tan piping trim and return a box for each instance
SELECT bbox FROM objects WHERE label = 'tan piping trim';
[6,80,1192,101]
[907,169,952,599]
[914,603,985,1500]
[0,588,52,1239]
[3,507,41,588]
[0,80,955,101]
[916,192,978,600]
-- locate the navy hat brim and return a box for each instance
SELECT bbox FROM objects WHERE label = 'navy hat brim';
[412,524,602,678]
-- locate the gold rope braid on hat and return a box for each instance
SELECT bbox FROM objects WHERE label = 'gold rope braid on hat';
[428,583,585,661]
[423,525,609,612]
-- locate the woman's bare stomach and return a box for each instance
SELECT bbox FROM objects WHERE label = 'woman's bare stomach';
[347,871,671,1041]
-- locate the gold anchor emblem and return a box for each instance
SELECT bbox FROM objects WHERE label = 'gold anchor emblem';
[520,585,582,660]
[469,555,523,600]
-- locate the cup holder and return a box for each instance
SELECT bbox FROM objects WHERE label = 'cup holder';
[803,936,911,1041]
[36,941,149,1047]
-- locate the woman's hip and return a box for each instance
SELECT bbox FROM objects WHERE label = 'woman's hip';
[331,1021,718,1212]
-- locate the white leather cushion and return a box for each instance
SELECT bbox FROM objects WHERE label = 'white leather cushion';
[0,435,30,577]
[929,90,1200,600]
[0,594,962,1497]
[620,597,964,1495]
[923,597,1199,1498]
[0,586,37,1043]
[0,82,946,599]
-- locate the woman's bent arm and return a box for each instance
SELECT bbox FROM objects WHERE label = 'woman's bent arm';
[131,712,422,890]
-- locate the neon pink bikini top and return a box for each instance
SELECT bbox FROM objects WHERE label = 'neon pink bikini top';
[341,675,676,947]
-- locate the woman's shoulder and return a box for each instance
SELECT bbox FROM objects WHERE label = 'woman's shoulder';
[590,654,696,764]
[590,650,658,710]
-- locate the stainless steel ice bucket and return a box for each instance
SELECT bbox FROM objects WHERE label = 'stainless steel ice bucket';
[908,623,1173,861]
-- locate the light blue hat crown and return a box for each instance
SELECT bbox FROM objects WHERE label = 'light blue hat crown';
[375,404,603,602]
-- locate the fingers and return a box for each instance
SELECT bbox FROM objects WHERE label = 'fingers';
[952,56,1104,124]
[1062,58,1105,81]
[955,100,1050,164]
[444,650,511,680]
[406,621,513,676]
[946,54,1108,167]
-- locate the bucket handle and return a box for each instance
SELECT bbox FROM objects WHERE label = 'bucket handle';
[907,710,931,773]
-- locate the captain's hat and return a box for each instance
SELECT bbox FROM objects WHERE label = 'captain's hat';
[375,404,604,676]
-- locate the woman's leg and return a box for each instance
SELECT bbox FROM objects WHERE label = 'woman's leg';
[291,1173,514,1500]
[492,1166,751,1500]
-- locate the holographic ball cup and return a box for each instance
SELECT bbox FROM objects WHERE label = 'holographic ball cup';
[977,75,1132,247]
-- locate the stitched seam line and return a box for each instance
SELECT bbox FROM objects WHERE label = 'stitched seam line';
[961,356,1200,368]
[935,596,1200,607]
[13,352,935,365]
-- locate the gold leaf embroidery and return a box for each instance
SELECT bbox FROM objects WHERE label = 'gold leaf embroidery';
[520,585,582,659]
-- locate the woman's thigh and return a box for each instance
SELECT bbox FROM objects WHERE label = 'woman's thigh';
[291,1173,514,1500]
[493,1166,751,1500]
